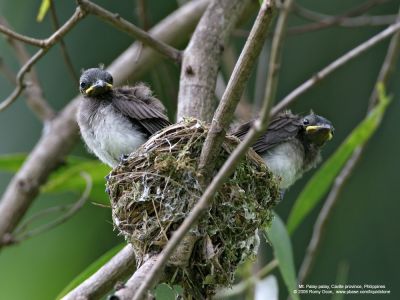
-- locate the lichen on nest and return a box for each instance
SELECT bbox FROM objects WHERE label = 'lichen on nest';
[106,118,280,297]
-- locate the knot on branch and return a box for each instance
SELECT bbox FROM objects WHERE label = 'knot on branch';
[106,119,280,297]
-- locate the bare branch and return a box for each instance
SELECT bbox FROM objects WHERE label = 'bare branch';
[62,245,136,300]
[50,0,79,83]
[298,8,400,284]
[177,0,252,122]
[112,255,164,300]
[198,0,275,179]
[270,20,400,117]
[0,0,209,253]
[76,0,181,63]
[0,8,86,112]
[1,172,91,246]
[0,23,47,47]
[0,18,55,121]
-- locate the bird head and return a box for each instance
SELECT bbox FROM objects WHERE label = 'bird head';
[301,113,334,147]
[79,68,114,97]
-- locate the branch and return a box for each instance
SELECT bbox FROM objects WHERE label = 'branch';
[298,7,400,284]
[270,20,400,117]
[76,0,181,62]
[0,8,86,112]
[0,0,209,251]
[1,172,91,246]
[214,259,279,299]
[0,17,55,122]
[112,255,164,300]
[50,0,79,83]
[198,0,275,178]
[176,0,252,122]
[291,0,395,35]
[62,245,136,300]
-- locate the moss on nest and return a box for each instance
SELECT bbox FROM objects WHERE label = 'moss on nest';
[106,119,280,297]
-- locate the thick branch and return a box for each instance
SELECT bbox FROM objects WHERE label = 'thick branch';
[77,0,181,62]
[0,0,209,251]
[198,0,275,178]
[62,245,136,300]
[177,0,252,122]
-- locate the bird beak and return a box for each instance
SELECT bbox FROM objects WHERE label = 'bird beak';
[85,80,113,96]
[306,124,334,145]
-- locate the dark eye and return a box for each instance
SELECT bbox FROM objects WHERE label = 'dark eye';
[303,118,310,125]
[107,74,113,84]
[80,81,87,89]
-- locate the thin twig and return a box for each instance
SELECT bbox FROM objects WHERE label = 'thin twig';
[76,0,181,62]
[62,244,136,300]
[49,0,79,83]
[214,259,279,299]
[291,0,394,35]
[133,1,289,299]
[0,17,55,121]
[270,20,400,117]
[298,7,400,284]
[0,8,86,112]
[0,23,47,47]
[289,15,397,35]
[2,172,91,246]
[197,0,275,177]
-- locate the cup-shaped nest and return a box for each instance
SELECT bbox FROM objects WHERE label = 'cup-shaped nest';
[106,119,280,297]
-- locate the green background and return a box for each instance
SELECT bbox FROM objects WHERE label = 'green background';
[0,0,399,299]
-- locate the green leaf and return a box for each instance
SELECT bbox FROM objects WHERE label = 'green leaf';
[265,214,299,300]
[36,0,51,22]
[43,160,110,204]
[56,243,125,300]
[0,153,26,172]
[286,84,390,234]
[154,283,179,300]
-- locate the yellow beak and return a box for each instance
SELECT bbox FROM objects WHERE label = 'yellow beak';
[306,125,333,141]
[85,82,113,95]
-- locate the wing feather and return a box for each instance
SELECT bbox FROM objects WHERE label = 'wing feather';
[111,85,171,135]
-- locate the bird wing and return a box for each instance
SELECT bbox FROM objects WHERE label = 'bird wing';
[112,85,171,135]
[231,111,302,154]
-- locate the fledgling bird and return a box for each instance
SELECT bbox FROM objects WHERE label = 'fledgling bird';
[232,111,334,189]
[77,68,171,167]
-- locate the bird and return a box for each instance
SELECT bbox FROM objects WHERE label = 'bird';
[77,68,171,167]
[232,111,334,189]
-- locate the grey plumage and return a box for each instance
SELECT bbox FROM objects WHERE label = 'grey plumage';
[232,111,334,189]
[77,68,171,167]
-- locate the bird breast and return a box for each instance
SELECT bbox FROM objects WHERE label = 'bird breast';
[77,101,146,167]
[262,140,305,189]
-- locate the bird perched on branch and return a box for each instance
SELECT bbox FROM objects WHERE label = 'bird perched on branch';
[77,68,171,167]
[232,111,334,189]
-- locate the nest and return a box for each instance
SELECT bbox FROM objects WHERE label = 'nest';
[106,119,280,297]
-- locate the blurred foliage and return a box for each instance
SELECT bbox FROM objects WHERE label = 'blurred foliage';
[287,84,391,234]
[266,214,299,300]
[0,0,399,299]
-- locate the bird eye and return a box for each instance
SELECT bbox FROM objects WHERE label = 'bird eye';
[80,81,87,89]
[303,118,310,125]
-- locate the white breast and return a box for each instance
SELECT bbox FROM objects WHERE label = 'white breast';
[262,141,304,189]
[78,104,146,167]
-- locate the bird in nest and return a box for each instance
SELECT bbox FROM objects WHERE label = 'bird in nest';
[232,111,334,189]
[77,68,171,167]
